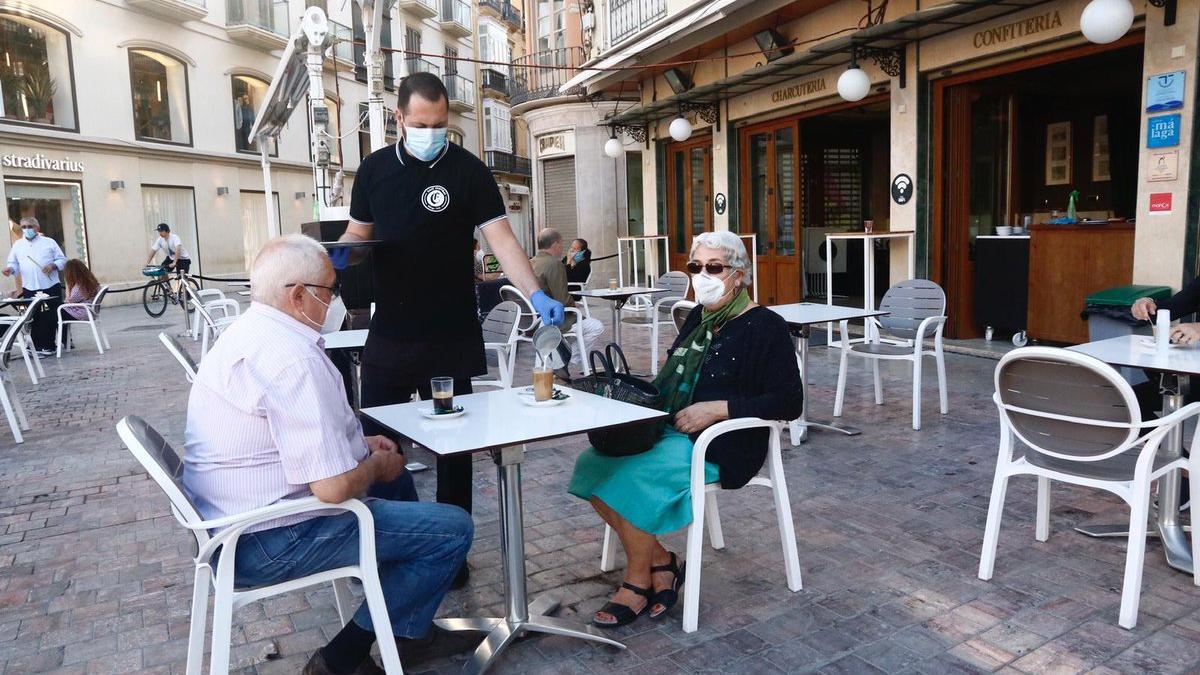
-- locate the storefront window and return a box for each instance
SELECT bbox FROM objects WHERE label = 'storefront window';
[142,186,199,274]
[240,191,280,272]
[0,14,76,129]
[129,49,191,144]
[4,179,87,263]
[232,75,276,155]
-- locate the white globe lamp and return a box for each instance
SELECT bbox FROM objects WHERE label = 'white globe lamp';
[837,65,871,102]
[604,136,625,158]
[669,115,692,142]
[1080,0,1134,44]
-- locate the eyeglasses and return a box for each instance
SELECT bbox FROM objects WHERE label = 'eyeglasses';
[686,260,735,275]
[285,281,341,299]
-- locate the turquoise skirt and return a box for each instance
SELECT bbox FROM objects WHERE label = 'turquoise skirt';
[568,428,720,536]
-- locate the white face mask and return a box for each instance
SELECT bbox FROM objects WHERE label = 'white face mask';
[301,286,348,334]
[692,272,731,306]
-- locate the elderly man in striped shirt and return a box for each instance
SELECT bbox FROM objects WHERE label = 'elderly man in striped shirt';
[183,235,474,675]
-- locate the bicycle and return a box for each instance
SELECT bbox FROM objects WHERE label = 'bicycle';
[141,265,198,318]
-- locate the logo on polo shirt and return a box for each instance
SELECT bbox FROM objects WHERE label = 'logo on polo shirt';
[421,185,450,212]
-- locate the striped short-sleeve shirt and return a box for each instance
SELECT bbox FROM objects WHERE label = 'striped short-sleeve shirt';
[182,302,367,532]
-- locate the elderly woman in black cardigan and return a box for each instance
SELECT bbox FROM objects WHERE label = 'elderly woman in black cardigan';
[569,230,803,628]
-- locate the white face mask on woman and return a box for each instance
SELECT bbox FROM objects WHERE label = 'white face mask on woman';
[692,272,730,306]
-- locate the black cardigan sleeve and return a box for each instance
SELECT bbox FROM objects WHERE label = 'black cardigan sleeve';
[726,311,804,423]
[1159,276,1200,320]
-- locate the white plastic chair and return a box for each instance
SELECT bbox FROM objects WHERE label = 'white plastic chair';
[567,269,594,319]
[833,279,948,430]
[190,289,238,342]
[0,297,40,443]
[978,347,1200,630]
[499,284,592,376]
[598,419,802,633]
[160,332,199,383]
[56,285,111,357]
[115,416,404,674]
[476,301,521,389]
[619,272,690,375]
[187,288,239,357]
[0,299,46,384]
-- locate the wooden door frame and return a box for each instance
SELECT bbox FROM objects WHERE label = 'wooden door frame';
[930,33,1145,302]
[665,131,714,270]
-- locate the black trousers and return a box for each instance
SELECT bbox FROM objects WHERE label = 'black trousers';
[22,283,61,351]
[360,367,474,514]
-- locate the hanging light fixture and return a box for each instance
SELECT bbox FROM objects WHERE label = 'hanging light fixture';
[1080,0,1135,44]
[604,127,625,158]
[837,49,872,102]
[669,107,692,142]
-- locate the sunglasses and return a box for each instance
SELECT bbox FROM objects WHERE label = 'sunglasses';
[686,260,735,275]
[286,281,341,299]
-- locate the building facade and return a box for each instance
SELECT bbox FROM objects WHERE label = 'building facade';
[0,0,482,296]
[555,0,1198,341]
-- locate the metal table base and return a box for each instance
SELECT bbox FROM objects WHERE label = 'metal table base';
[435,446,624,674]
[788,325,862,445]
[1075,380,1193,575]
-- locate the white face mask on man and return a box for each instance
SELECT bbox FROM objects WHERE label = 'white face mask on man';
[692,272,732,306]
[301,286,348,334]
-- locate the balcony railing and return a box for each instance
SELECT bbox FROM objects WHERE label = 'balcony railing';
[226,0,289,48]
[502,3,523,30]
[405,57,442,76]
[510,47,585,105]
[397,0,438,19]
[609,0,666,46]
[445,73,476,110]
[326,19,354,65]
[481,68,508,96]
[479,0,504,15]
[439,0,471,36]
[485,151,531,176]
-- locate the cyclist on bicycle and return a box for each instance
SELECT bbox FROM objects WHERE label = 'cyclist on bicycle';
[145,223,191,273]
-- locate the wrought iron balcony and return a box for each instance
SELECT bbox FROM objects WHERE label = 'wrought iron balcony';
[128,0,207,21]
[609,0,666,46]
[479,0,504,17]
[226,0,288,49]
[445,73,476,111]
[502,3,523,30]
[510,47,585,105]
[481,68,508,97]
[439,0,471,37]
[485,151,532,176]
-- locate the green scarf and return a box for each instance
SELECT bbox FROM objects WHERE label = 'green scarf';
[652,288,751,416]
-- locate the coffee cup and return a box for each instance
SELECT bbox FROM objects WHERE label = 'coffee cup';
[431,376,454,413]
[532,368,554,402]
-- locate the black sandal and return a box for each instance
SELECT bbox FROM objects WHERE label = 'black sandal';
[649,552,685,619]
[593,581,654,628]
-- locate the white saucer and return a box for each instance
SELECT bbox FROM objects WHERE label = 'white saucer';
[421,406,466,419]
[1139,337,1181,349]
[518,388,570,407]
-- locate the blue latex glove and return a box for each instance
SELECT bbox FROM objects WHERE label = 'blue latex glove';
[530,289,565,326]
[328,247,352,270]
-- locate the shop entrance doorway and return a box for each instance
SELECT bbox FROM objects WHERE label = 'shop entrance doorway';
[665,132,712,273]
[934,37,1143,339]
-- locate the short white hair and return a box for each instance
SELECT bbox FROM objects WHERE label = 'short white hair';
[691,231,751,288]
[250,234,331,307]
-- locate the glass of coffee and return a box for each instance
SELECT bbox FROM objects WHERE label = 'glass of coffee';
[431,377,455,413]
[863,220,874,233]
[608,278,619,290]
[532,368,554,402]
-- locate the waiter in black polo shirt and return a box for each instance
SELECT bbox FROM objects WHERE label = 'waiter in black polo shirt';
[336,72,564,587]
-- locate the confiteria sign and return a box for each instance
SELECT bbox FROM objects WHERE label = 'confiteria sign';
[0,153,84,172]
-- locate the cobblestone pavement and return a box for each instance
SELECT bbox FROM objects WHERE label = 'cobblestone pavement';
[2,302,1200,674]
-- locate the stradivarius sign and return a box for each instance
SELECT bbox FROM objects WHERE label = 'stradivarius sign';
[1,153,84,172]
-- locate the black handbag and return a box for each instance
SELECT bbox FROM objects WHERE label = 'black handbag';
[577,344,665,457]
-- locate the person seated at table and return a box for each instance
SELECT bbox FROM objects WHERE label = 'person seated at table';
[565,237,592,285]
[183,234,475,674]
[568,230,803,628]
[531,228,603,375]
[59,259,100,347]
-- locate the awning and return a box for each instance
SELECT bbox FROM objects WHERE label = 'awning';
[602,0,1057,129]
[558,0,754,94]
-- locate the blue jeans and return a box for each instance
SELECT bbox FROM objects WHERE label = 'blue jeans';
[232,472,473,638]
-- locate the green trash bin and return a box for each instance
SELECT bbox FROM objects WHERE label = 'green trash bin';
[1083,284,1173,384]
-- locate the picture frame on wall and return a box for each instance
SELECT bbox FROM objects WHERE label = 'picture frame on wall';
[1046,121,1072,186]
[1093,115,1110,182]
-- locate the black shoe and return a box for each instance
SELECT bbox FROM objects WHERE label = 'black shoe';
[397,626,481,666]
[450,562,469,590]
[302,648,384,675]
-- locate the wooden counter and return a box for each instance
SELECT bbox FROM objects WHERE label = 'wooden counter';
[1027,222,1134,344]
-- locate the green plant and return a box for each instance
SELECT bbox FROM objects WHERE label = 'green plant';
[21,68,55,120]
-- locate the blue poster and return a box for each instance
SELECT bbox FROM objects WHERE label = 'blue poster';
[1148,114,1181,148]
[1147,71,1185,113]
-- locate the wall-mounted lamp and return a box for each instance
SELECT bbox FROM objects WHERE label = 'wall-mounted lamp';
[1080,0,1136,43]
[753,29,794,62]
[837,50,871,103]
[294,191,307,199]
[603,127,625,158]
[663,68,693,96]
[109,180,125,191]
[669,110,693,143]
[216,187,229,196]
